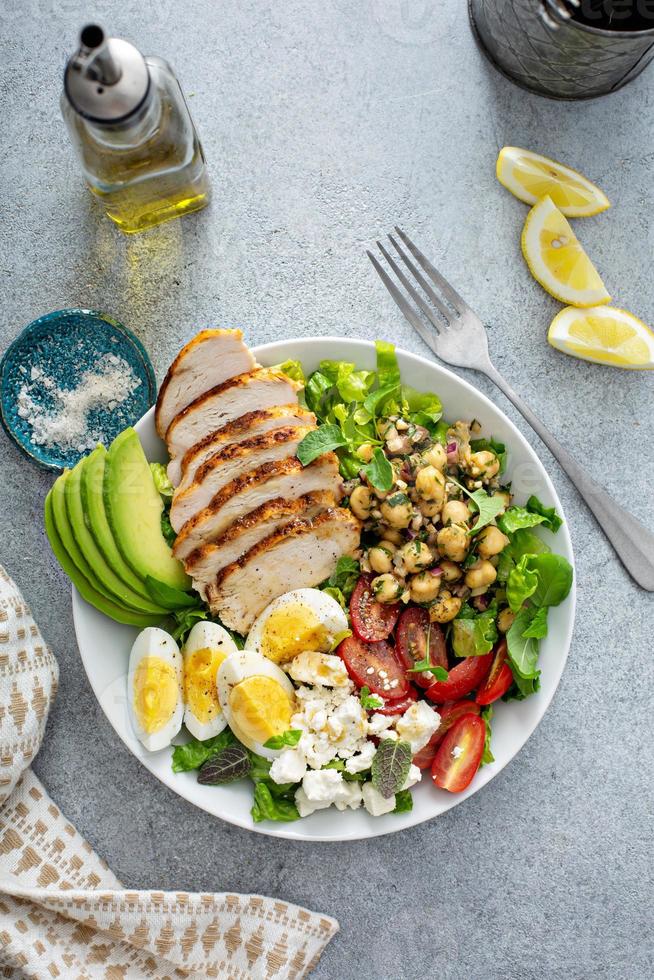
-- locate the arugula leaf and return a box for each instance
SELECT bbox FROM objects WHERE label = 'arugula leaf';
[451,478,506,536]
[522,605,548,639]
[172,729,237,772]
[506,555,539,613]
[451,602,498,657]
[361,447,393,492]
[480,706,494,766]
[527,554,573,608]
[322,556,360,601]
[527,495,563,532]
[359,686,384,710]
[393,789,413,813]
[197,744,251,785]
[251,783,300,823]
[273,359,305,384]
[407,627,448,679]
[498,506,546,536]
[506,607,541,682]
[171,607,208,643]
[470,437,507,475]
[263,729,303,750]
[297,424,348,465]
[371,739,412,798]
[496,527,550,583]
[150,462,174,500]
[375,340,401,387]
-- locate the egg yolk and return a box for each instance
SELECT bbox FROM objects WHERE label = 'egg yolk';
[183,647,226,724]
[228,675,293,744]
[133,657,178,734]
[261,603,329,664]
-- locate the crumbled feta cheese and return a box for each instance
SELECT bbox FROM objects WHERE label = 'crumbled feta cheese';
[362,782,396,817]
[300,732,337,769]
[394,701,441,752]
[287,651,352,688]
[334,780,363,811]
[345,740,376,774]
[402,764,422,790]
[302,768,347,803]
[330,696,367,747]
[295,787,332,818]
[367,712,395,736]
[380,729,399,742]
[269,748,307,785]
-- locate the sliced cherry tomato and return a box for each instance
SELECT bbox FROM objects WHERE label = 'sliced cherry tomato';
[337,634,409,699]
[395,607,448,688]
[476,639,513,705]
[374,687,418,716]
[431,713,485,792]
[425,651,494,703]
[350,574,400,642]
[413,700,480,768]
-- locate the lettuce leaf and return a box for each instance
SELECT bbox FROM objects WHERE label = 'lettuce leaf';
[526,495,563,532]
[451,602,498,657]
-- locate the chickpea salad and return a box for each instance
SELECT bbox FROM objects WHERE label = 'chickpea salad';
[144,340,573,825]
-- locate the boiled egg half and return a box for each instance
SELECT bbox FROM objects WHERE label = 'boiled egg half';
[217,650,297,759]
[128,627,183,752]
[182,621,238,740]
[245,588,348,665]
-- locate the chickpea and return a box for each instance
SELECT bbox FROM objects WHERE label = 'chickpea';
[429,590,463,623]
[415,465,446,504]
[368,545,394,575]
[464,559,497,591]
[469,450,500,480]
[357,442,374,463]
[400,540,434,574]
[477,525,510,559]
[349,485,373,520]
[371,573,403,604]
[380,492,413,529]
[381,528,403,546]
[440,559,463,583]
[419,498,442,519]
[498,608,516,633]
[409,571,442,604]
[422,443,447,471]
[437,524,469,563]
[441,499,471,525]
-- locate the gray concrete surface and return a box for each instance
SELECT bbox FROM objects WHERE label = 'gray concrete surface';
[1,2,653,978]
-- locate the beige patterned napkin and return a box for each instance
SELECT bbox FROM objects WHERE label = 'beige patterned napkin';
[0,565,338,978]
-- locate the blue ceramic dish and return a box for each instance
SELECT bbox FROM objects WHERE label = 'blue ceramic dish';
[0,309,156,472]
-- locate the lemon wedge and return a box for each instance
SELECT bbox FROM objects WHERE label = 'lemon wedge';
[548,306,654,369]
[497,147,610,217]
[521,196,610,307]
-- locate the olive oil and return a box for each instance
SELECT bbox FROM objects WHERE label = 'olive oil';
[62,26,209,233]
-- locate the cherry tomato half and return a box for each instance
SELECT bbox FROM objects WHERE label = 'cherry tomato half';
[431,713,485,793]
[395,607,448,688]
[425,651,494,703]
[413,700,480,768]
[476,639,513,705]
[374,688,418,716]
[337,634,409,699]
[350,574,400,643]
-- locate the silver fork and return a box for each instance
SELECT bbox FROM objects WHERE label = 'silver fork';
[368,227,654,592]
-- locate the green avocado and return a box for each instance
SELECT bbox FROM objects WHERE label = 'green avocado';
[50,471,115,601]
[104,428,190,591]
[44,490,163,628]
[65,458,166,616]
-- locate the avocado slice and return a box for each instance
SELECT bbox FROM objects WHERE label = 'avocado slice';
[104,428,190,591]
[65,458,167,616]
[50,472,116,601]
[45,490,163,628]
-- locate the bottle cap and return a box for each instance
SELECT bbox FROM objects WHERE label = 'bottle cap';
[64,24,150,124]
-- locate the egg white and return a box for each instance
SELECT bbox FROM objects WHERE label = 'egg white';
[217,650,296,759]
[182,621,237,740]
[245,588,348,662]
[127,627,183,752]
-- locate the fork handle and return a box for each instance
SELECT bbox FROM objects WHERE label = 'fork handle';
[485,364,654,591]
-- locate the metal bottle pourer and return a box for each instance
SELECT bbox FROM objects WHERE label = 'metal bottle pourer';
[63,24,150,124]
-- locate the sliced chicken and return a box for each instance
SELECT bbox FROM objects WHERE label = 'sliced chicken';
[165,368,302,465]
[155,329,257,438]
[169,425,315,532]
[186,490,336,596]
[169,404,316,487]
[205,509,362,633]
[173,455,343,561]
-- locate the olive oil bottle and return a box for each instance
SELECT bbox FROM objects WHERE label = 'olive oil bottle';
[62,25,209,233]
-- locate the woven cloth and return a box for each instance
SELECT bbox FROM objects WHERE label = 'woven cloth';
[0,565,338,978]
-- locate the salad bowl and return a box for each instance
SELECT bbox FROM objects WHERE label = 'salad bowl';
[72,337,576,841]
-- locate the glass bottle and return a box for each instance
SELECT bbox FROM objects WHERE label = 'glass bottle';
[61,24,210,233]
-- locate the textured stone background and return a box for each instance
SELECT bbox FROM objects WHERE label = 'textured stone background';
[1,2,653,978]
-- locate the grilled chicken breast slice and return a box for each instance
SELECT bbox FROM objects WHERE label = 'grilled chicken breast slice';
[155,329,257,438]
[165,368,302,464]
[169,425,315,532]
[173,455,343,561]
[205,509,361,633]
[168,405,316,487]
[186,490,336,596]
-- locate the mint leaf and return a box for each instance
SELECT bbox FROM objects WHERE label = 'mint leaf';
[297,424,348,465]
[359,685,384,710]
[527,554,573,608]
[527,495,563,532]
[371,739,413,799]
[393,789,413,813]
[197,743,251,785]
[480,706,494,766]
[263,729,303,750]
[172,730,237,772]
[362,447,393,492]
[498,506,546,536]
[506,555,539,612]
[251,783,300,823]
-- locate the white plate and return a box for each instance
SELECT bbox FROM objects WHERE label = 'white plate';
[73,338,576,841]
